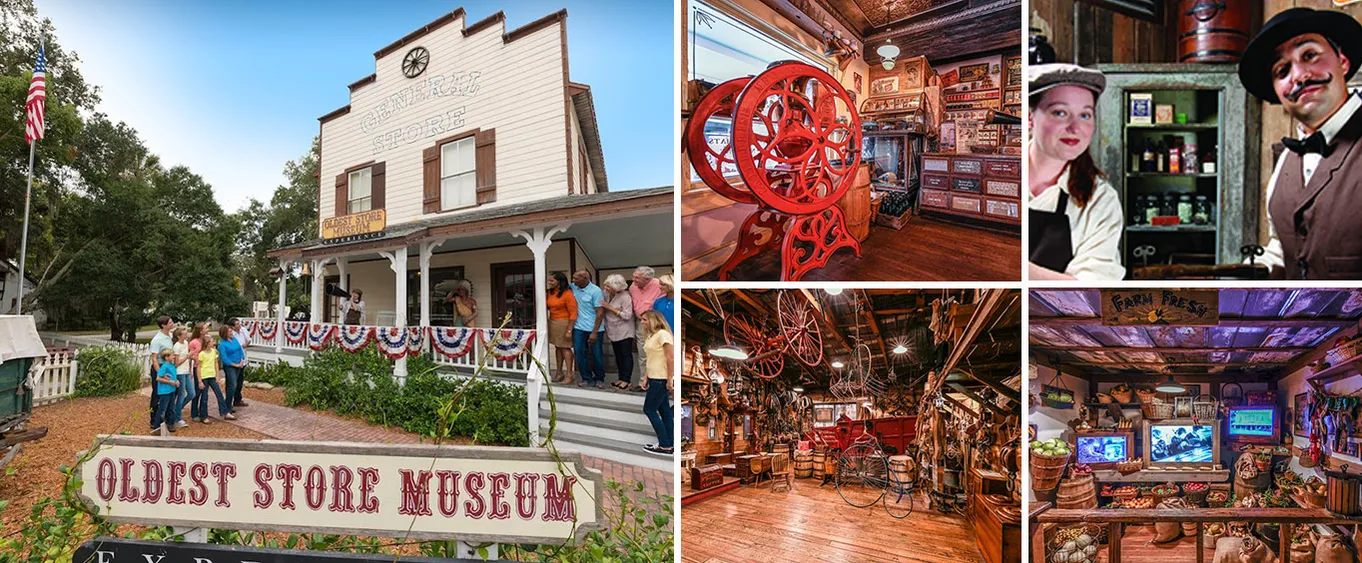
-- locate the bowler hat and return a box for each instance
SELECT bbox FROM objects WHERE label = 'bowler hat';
[1239,8,1362,104]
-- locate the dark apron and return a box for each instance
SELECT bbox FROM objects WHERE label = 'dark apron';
[345,305,362,325]
[1029,190,1075,274]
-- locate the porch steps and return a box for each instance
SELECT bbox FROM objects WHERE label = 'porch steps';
[536,384,671,472]
[546,429,673,472]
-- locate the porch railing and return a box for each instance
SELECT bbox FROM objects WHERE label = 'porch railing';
[240,318,534,374]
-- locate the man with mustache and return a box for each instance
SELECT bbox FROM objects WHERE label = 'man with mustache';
[1239,8,1362,279]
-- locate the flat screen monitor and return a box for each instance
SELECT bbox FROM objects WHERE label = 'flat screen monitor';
[1226,406,1277,443]
[1148,423,1216,464]
[1075,432,1133,468]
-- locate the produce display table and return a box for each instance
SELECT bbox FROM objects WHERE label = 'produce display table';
[1034,507,1358,563]
[1091,469,1230,483]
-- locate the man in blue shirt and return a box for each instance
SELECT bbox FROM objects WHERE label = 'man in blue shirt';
[147,315,175,431]
[570,269,607,388]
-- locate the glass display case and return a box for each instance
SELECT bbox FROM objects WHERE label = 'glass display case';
[862,132,924,194]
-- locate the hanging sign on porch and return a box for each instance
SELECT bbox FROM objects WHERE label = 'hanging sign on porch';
[76,436,604,544]
[321,209,387,243]
[1100,289,1219,326]
[76,538,500,563]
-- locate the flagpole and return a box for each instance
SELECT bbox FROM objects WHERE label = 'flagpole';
[16,35,42,315]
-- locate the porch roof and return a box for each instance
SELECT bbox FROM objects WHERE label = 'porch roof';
[268,186,673,265]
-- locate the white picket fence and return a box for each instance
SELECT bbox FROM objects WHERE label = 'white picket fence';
[29,351,77,405]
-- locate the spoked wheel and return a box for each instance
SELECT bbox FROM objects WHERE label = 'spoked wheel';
[776,290,823,367]
[684,77,759,205]
[723,313,784,379]
[884,470,915,519]
[836,443,888,508]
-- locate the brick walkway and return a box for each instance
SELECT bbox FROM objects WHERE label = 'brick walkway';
[221,398,674,499]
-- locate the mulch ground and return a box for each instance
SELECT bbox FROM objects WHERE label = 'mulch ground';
[0,391,271,535]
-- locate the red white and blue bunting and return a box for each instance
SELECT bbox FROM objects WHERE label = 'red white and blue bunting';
[374,327,409,360]
[429,327,477,360]
[256,321,278,343]
[406,327,426,358]
[306,323,335,351]
[240,319,256,334]
[482,329,535,361]
[336,325,374,353]
[283,321,307,345]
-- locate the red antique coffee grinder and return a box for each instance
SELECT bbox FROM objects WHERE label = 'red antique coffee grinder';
[685,61,862,281]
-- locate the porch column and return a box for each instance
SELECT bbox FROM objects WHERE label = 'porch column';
[275,259,289,354]
[418,240,445,328]
[336,257,348,324]
[380,247,410,382]
[309,257,334,323]
[513,223,570,446]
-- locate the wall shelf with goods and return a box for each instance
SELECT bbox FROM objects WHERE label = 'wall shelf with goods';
[1092,65,1260,278]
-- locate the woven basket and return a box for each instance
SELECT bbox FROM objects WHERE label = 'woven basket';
[1136,388,1157,404]
[1184,484,1210,505]
[1110,386,1133,404]
[1041,384,1075,409]
[1143,401,1176,420]
[1326,339,1362,366]
[1192,394,1219,420]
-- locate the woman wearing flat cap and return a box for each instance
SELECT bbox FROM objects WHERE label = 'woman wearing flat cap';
[1239,8,1362,279]
[1027,64,1126,280]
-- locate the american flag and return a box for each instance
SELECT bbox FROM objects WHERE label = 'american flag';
[25,45,46,145]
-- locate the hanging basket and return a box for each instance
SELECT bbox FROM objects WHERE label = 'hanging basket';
[1192,394,1219,420]
[1325,339,1362,366]
[1041,371,1076,409]
[1221,382,1244,407]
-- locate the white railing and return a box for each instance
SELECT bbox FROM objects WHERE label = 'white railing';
[29,351,77,405]
[40,335,152,376]
[240,318,534,375]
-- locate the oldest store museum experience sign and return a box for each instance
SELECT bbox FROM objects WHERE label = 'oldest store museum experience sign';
[76,436,604,544]
[321,209,386,244]
[1101,289,1220,326]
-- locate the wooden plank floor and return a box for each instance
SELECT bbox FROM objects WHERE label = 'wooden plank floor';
[697,217,1021,281]
[1032,524,1215,562]
[682,480,987,563]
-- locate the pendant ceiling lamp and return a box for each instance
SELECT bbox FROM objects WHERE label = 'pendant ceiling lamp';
[709,344,748,360]
[1155,374,1186,394]
[876,0,900,70]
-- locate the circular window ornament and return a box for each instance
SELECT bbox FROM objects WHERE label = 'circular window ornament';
[402,47,430,79]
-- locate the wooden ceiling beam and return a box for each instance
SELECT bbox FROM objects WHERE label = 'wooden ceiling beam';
[801,288,852,354]
[929,288,1011,397]
[730,289,773,318]
[947,382,1008,417]
[1032,346,1315,354]
[942,393,980,420]
[680,291,718,318]
[860,290,889,360]
[1067,360,1290,367]
[1030,317,1357,329]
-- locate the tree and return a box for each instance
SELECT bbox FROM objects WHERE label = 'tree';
[233,138,318,304]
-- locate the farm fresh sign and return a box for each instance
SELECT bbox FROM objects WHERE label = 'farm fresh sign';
[1100,289,1219,326]
[76,437,603,544]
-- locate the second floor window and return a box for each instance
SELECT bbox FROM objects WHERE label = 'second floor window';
[441,137,476,210]
[348,167,372,213]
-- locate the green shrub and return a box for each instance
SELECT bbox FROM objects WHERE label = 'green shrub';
[279,348,529,446]
[73,346,143,398]
[247,360,294,386]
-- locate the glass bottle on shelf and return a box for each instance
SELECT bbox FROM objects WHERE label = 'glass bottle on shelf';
[1202,145,1217,174]
[1145,195,1160,223]
[1178,194,1194,223]
[1142,140,1155,173]
[1169,140,1182,174]
[1162,194,1176,217]
[1184,141,1199,174]
[1131,195,1146,225]
[1155,140,1167,173]
[1193,195,1212,225]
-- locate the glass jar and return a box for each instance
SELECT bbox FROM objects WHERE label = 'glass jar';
[1146,195,1161,222]
[1194,195,1212,225]
[1177,194,1194,223]
[1183,142,1199,174]
[1162,194,1176,217]
[1131,195,1146,225]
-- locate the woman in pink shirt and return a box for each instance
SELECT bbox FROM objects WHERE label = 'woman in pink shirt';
[187,322,208,423]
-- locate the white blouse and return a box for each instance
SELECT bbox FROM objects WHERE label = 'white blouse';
[1028,166,1126,280]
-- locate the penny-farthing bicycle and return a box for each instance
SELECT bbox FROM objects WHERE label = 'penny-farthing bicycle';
[721,290,825,378]
[836,431,915,518]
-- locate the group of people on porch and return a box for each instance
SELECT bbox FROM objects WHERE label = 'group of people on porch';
[547,265,675,456]
[148,316,253,434]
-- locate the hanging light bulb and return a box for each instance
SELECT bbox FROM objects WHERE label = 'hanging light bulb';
[881,60,895,71]
[831,360,845,369]
[825,288,843,296]
[709,345,748,360]
[892,344,908,354]
[793,386,804,393]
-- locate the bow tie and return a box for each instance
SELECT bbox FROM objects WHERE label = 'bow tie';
[1283,131,1333,156]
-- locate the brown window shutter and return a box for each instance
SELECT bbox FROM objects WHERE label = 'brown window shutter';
[475,128,497,205]
[423,146,440,213]
[371,162,386,210]
[334,172,349,217]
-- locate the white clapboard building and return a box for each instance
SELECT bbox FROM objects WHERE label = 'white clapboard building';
[262,8,673,470]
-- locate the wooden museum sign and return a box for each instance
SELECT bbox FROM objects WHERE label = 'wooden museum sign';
[76,537,496,563]
[321,209,386,244]
[1100,289,1219,326]
[75,436,604,544]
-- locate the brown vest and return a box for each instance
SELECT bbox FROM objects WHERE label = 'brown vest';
[1269,106,1362,279]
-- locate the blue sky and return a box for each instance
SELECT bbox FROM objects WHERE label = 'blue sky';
[36,0,675,212]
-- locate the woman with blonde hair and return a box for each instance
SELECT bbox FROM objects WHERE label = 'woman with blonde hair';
[651,274,675,331]
[600,274,636,391]
[639,310,673,456]
[169,326,195,430]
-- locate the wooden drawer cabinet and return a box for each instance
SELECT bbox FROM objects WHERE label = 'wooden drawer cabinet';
[917,153,1021,227]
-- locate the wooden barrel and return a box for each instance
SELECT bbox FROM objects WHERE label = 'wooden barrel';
[1178,0,1251,63]
[794,452,813,478]
[836,164,872,242]
[1055,475,1097,509]
[1029,451,1070,491]
[1325,466,1362,516]
[889,455,916,485]
[812,452,826,478]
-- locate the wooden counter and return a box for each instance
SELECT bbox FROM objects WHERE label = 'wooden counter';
[920,152,1020,226]
[969,467,1021,563]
